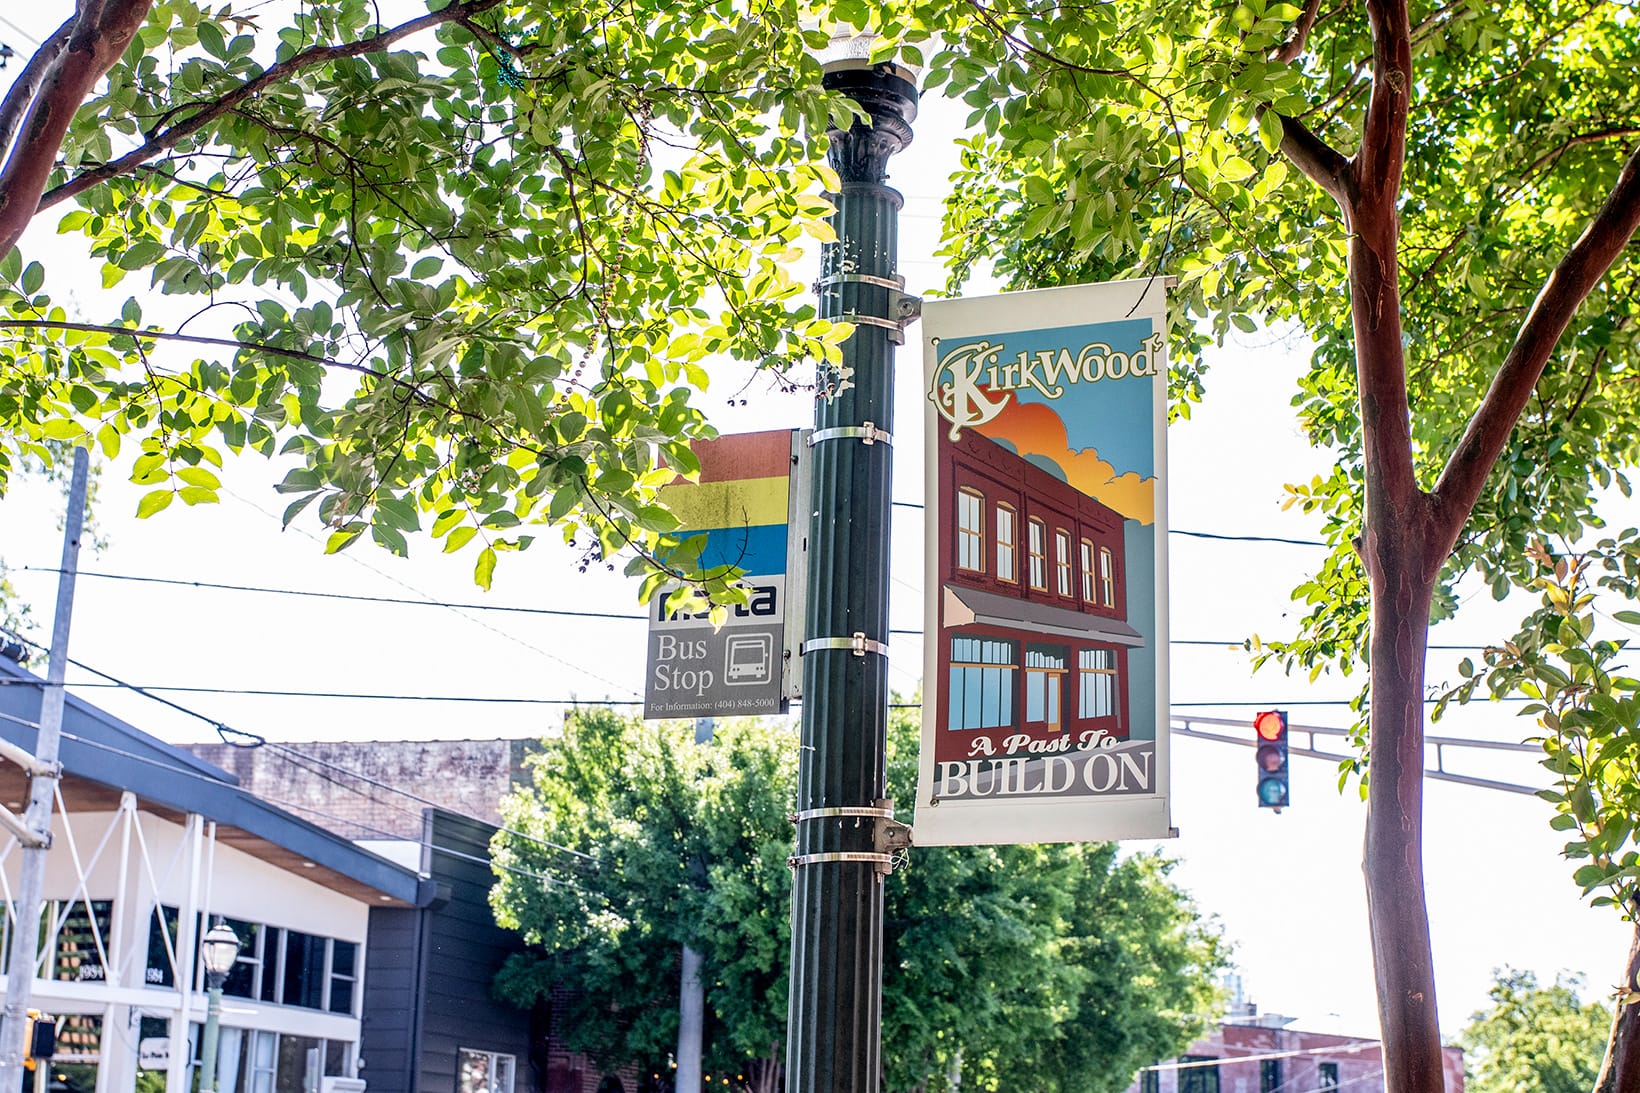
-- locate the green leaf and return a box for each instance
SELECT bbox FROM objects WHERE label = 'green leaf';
[474,545,497,590]
[325,524,366,554]
[136,489,173,518]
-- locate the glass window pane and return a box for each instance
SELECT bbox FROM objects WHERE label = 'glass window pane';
[459,1051,491,1093]
[282,932,325,1010]
[54,900,112,982]
[275,1035,323,1093]
[222,919,261,999]
[146,905,180,988]
[324,1040,352,1077]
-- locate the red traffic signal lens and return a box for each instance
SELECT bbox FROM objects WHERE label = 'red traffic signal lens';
[1254,711,1286,741]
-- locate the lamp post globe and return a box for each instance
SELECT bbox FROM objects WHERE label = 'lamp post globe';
[199,922,241,1093]
[200,923,241,984]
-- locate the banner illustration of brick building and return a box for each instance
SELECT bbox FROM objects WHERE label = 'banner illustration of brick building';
[917,279,1172,846]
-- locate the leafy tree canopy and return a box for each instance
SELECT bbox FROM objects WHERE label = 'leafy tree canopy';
[1459,968,1611,1093]
[490,707,1228,1093]
[0,0,857,593]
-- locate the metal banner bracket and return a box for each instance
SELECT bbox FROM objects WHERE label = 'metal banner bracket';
[807,421,893,448]
[874,817,913,854]
[801,633,888,658]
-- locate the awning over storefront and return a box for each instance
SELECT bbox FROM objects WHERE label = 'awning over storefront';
[943,585,1147,647]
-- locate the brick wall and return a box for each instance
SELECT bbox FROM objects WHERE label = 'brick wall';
[184,738,541,840]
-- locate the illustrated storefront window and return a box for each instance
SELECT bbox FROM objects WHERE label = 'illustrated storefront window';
[948,638,1017,731]
[1078,649,1117,719]
[1027,520,1047,590]
[995,504,1017,582]
[1054,529,1073,597]
[956,488,985,572]
[1024,644,1068,732]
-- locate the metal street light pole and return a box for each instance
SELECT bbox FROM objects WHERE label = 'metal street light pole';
[198,922,242,1093]
[786,49,917,1093]
[0,448,89,1093]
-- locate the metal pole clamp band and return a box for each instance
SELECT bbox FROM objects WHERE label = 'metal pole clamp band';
[790,806,896,823]
[815,272,905,291]
[802,633,888,657]
[838,312,906,333]
[787,852,896,869]
[807,421,892,447]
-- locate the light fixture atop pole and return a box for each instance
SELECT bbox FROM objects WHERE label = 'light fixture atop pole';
[198,922,242,1093]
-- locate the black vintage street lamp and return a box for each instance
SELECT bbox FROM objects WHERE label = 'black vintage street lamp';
[198,922,242,1093]
[786,34,918,1093]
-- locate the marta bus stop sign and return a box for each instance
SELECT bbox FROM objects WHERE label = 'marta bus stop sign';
[643,430,808,720]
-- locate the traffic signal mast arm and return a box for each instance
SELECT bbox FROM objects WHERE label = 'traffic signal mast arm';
[1173,714,1542,798]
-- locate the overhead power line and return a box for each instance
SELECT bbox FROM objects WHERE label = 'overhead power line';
[1,676,1530,710]
[21,566,649,620]
[18,566,1497,651]
[1,633,596,865]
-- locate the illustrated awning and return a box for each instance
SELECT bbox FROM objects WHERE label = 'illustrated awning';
[943,585,1148,648]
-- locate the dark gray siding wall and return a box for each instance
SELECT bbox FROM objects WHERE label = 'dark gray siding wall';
[361,810,533,1093]
[417,811,533,1093]
[362,907,426,1093]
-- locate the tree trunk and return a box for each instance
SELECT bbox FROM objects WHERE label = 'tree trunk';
[1361,547,1445,1093]
[745,1049,783,1093]
[1594,919,1640,1093]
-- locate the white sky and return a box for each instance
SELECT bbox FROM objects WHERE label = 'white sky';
[1,5,1635,1048]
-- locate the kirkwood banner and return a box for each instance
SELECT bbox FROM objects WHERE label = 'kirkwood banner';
[917,279,1173,846]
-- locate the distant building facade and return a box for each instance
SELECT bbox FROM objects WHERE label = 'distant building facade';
[179,739,642,1093]
[0,657,433,1093]
[186,740,541,842]
[1129,1014,1465,1093]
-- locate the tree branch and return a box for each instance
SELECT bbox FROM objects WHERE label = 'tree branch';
[33,0,505,216]
[0,0,153,257]
[1277,112,1353,214]
[0,318,478,421]
[0,15,75,171]
[1432,139,1640,544]
[1273,0,1325,64]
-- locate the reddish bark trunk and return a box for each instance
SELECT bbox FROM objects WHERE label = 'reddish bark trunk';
[1595,919,1640,1093]
[0,0,154,256]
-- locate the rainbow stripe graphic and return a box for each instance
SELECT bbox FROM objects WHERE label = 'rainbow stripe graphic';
[657,430,794,576]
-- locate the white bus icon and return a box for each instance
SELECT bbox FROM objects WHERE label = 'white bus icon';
[725,634,774,685]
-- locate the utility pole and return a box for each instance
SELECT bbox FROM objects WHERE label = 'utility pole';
[677,716,714,1093]
[786,53,917,1093]
[0,447,89,1093]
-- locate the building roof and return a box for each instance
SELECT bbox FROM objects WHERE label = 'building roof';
[0,656,435,908]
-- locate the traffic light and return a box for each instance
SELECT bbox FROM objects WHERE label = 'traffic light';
[23,1010,55,1071]
[1254,710,1289,809]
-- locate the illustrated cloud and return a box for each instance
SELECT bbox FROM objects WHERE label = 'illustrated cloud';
[983,398,1155,525]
